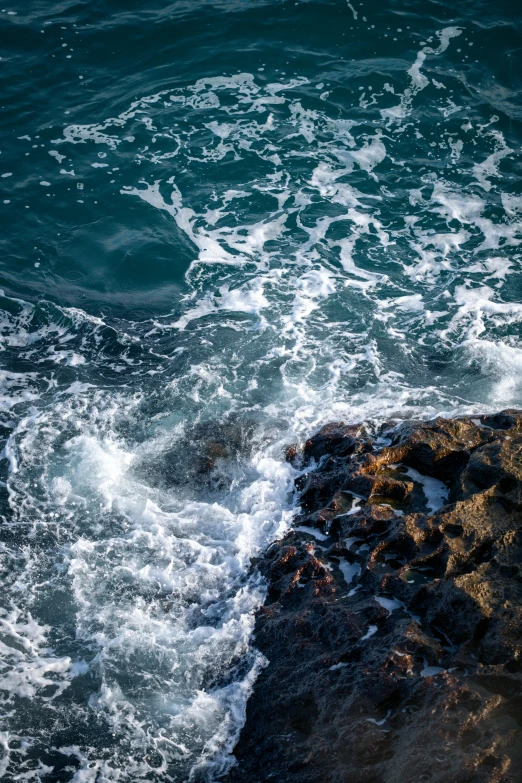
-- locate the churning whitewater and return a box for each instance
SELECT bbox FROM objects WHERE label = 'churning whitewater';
[0,1,521,780]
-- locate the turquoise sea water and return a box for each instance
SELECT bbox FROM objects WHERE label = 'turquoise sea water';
[0,0,521,779]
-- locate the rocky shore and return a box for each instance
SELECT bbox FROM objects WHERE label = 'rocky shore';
[225,411,522,783]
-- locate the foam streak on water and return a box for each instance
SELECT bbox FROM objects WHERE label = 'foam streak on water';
[0,1,521,779]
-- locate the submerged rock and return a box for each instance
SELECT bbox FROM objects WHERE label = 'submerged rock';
[225,411,522,783]
[137,417,259,491]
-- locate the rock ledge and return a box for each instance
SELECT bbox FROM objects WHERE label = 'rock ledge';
[226,411,522,783]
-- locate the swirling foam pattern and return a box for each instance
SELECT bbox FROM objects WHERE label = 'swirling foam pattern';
[0,0,521,779]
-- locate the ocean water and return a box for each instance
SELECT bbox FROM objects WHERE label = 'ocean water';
[0,0,521,779]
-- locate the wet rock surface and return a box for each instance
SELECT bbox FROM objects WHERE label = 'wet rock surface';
[138,417,259,491]
[225,411,522,783]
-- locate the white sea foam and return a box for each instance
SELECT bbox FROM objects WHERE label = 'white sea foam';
[404,467,449,513]
[2,20,522,780]
[380,27,462,125]
[1,390,295,780]
[473,130,514,191]
[360,625,378,641]
[295,525,329,541]
[421,665,445,677]
[375,596,404,615]
[339,560,361,585]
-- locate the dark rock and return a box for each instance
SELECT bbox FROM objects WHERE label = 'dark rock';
[303,422,361,463]
[137,417,259,491]
[224,410,522,783]
[284,443,302,465]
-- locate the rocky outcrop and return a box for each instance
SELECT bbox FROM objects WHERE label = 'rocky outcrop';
[225,411,522,783]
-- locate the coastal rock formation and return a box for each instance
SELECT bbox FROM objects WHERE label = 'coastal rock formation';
[225,411,522,783]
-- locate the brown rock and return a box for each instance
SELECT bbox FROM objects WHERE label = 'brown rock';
[224,410,522,783]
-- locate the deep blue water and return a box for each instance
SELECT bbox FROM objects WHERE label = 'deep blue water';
[0,0,521,780]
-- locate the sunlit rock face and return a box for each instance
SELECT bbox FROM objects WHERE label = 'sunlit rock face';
[227,411,522,783]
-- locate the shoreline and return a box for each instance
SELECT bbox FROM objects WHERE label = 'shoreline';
[224,411,522,783]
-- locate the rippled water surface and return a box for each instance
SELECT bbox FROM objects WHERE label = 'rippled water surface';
[1,0,521,779]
